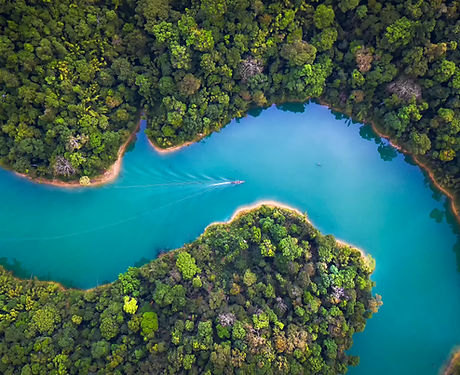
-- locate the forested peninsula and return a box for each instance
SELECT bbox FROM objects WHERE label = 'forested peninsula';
[0,205,380,374]
[0,0,459,207]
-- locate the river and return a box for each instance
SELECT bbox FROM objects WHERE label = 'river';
[0,103,458,373]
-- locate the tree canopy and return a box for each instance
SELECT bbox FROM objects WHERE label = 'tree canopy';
[0,205,380,374]
[0,0,458,203]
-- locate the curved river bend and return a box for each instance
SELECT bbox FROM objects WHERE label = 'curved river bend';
[0,103,459,374]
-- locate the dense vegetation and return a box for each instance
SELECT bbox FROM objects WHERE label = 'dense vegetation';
[0,206,380,374]
[0,1,459,204]
[0,0,141,179]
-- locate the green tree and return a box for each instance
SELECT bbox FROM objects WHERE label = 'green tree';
[434,60,456,83]
[279,236,302,261]
[243,269,257,286]
[100,317,119,340]
[313,5,335,29]
[123,296,138,314]
[141,312,159,339]
[91,340,110,359]
[408,131,431,155]
[384,17,415,49]
[281,41,317,66]
[260,238,276,257]
[176,252,201,280]
[32,306,60,335]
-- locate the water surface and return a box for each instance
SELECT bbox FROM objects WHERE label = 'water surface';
[0,103,459,374]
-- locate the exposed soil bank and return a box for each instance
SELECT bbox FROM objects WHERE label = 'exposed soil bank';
[205,200,370,260]
[14,120,141,188]
[10,101,458,227]
[11,202,370,292]
[145,100,460,225]
[147,133,207,154]
[317,100,460,226]
[443,348,460,375]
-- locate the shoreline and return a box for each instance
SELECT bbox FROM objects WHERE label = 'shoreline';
[14,119,142,188]
[148,132,207,154]
[203,200,369,259]
[364,117,460,226]
[5,201,369,292]
[145,99,459,225]
[317,100,460,226]
[4,100,458,224]
[443,348,460,375]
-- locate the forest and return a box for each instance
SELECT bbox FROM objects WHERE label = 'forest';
[0,206,380,374]
[0,0,459,207]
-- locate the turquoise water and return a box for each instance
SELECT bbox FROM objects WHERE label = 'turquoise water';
[0,103,459,373]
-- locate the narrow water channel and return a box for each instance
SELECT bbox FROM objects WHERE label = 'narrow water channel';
[0,103,458,373]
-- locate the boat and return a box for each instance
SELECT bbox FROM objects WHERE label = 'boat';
[231,180,245,185]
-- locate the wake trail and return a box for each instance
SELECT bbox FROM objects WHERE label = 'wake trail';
[114,179,235,189]
[0,185,220,242]
[208,181,232,187]
[114,181,203,189]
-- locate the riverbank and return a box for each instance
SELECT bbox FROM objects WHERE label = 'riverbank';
[316,99,460,226]
[14,120,141,188]
[443,348,460,375]
[363,119,460,227]
[148,132,207,154]
[204,200,370,260]
[145,99,459,225]
[9,201,369,293]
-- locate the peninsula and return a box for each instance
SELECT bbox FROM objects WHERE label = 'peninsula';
[0,205,380,374]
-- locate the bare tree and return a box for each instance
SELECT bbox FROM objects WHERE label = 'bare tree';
[239,57,263,82]
[218,312,236,327]
[331,286,346,300]
[387,77,422,101]
[54,156,75,177]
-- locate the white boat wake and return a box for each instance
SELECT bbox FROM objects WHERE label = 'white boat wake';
[209,180,245,187]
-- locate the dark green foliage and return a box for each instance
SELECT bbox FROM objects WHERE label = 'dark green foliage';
[0,206,379,374]
[0,0,140,180]
[0,0,459,206]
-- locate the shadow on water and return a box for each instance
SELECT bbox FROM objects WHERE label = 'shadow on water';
[125,137,137,153]
[247,107,264,117]
[0,257,78,288]
[424,175,460,272]
[248,100,310,118]
[133,249,172,268]
[359,124,381,143]
[133,256,151,268]
[444,199,460,272]
[0,257,31,280]
[377,143,397,162]
[430,208,445,223]
[358,124,397,162]
[276,102,307,113]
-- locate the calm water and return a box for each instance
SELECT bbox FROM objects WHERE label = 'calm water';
[0,103,459,373]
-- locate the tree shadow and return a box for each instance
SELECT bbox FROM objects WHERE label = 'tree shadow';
[444,200,460,273]
[0,257,78,288]
[377,143,398,162]
[276,102,306,113]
